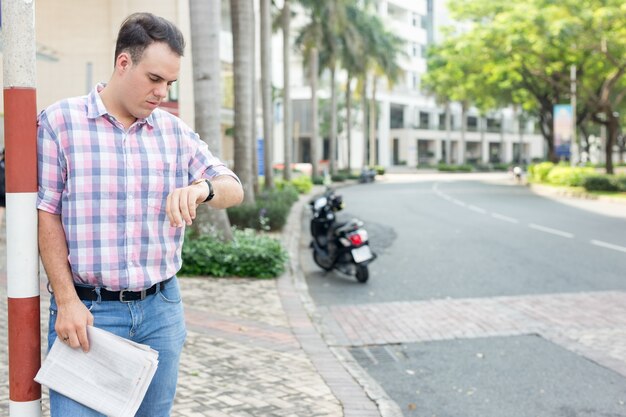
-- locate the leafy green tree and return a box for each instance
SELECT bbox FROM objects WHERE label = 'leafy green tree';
[435,0,626,172]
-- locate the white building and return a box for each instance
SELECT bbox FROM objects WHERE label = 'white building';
[0,0,545,170]
[281,0,545,170]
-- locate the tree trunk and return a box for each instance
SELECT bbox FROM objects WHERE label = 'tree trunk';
[538,108,556,162]
[444,101,451,164]
[329,65,337,175]
[282,0,292,181]
[260,0,274,189]
[460,103,467,165]
[345,74,352,172]
[189,0,233,240]
[362,76,368,167]
[606,113,618,175]
[368,76,377,167]
[231,0,255,204]
[251,4,259,196]
[310,47,320,178]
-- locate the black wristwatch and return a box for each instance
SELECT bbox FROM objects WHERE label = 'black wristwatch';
[192,178,215,202]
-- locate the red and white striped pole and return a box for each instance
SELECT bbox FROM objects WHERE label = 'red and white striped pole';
[2,1,42,416]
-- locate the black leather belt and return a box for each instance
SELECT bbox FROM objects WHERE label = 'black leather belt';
[74,277,173,302]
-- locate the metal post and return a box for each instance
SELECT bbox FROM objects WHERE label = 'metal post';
[2,0,41,416]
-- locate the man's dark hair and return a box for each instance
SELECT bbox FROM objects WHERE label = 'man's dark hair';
[114,12,185,66]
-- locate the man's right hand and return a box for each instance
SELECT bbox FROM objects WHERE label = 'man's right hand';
[54,298,94,352]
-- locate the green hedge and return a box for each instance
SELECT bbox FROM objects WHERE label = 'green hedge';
[180,228,288,278]
[282,175,313,194]
[438,163,473,172]
[528,162,626,193]
[227,186,299,231]
[528,162,555,182]
[545,166,595,186]
[583,174,626,192]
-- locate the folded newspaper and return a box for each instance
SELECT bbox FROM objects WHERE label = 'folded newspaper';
[35,325,159,417]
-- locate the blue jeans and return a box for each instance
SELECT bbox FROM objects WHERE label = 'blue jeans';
[47,277,187,417]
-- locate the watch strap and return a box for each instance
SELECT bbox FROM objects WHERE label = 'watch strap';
[193,178,214,202]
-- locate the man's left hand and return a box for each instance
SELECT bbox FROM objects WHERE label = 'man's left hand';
[165,182,208,227]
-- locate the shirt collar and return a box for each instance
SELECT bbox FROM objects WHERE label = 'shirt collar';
[86,83,155,128]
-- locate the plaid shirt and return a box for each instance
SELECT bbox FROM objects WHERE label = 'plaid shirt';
[37,84,238,291]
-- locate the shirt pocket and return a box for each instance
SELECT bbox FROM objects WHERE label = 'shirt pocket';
[145,161,175,214]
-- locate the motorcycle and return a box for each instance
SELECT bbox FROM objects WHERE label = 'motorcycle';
[309,188,376,283]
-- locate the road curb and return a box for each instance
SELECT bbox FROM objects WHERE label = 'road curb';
[278,187,403,417]
[528,183,626,205]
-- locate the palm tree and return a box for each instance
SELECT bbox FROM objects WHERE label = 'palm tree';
[260,0,274,189]
[339,4,365,172]
[230,0,256,204]
[317,0,348,175]
[189,0,233,240]
[281,0,293,181]
[294,0,326,179]
[354,8,404,167]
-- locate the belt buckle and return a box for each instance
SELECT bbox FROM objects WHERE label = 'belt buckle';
[119,289,146,302]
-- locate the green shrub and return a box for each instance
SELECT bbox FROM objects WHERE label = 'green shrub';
[331,173,347,182]
[227,187,299,231]
[582,175,620,192]
[437,163,473,172]
[339,169,361,180]
[312,175,325,185]
[493,163,510,171]
[374,165,386,175]
[528,162,554,182]
[545,166,595,186]
[289,175,313,194]
[615,176,626,191]
[180,228,288,278]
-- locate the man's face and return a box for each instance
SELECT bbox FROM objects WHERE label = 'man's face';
[120,42,180,120]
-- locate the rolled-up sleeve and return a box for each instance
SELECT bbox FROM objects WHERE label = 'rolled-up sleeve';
[37,114,65,215]
[188,132,240,184]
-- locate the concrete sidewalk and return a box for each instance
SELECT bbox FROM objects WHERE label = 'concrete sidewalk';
[0,191,378,417]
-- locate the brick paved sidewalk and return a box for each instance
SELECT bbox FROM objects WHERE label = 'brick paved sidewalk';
[0,191,375,417]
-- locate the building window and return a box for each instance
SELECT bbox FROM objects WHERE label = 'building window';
[390,105,404,129]
[467,116,478,131]
[412,43,419,58]
[413,74,420,91]
[487,117,502,132]
[419,111,430,128]
[412,12,418,27]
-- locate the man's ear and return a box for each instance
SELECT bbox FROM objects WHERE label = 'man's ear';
[116,52,132,72]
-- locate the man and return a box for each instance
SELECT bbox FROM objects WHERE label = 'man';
[37,12,243,416]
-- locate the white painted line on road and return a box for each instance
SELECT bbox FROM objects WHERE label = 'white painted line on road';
[528,223,574,239]
[384,346,401,362]
[361,347,379,365]
[591,239,626,254]
[468,205,487,214]
[491,213,519,224]
[452,199,467,207]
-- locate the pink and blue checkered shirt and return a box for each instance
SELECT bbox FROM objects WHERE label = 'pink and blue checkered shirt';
[37,84,238,291]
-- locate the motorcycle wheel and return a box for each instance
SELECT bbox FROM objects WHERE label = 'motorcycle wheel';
[313,251,333,271]
[355,264,369,283]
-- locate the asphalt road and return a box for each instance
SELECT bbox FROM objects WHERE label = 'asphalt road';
[303,175,626,305]
[301,173,626,417]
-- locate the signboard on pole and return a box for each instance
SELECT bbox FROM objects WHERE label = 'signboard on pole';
[554,104,572,158]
